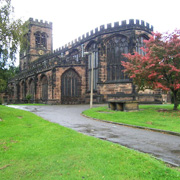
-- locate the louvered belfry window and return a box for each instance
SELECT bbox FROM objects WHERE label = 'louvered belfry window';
[35,32,47,48]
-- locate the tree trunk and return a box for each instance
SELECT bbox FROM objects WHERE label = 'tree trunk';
[172,90,179,110]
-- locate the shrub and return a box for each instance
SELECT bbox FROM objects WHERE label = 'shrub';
[26,94,32,103]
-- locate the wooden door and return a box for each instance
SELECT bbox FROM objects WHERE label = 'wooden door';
[61,69,81,104]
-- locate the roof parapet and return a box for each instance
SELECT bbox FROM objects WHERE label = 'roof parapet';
[29,17,52,28]
[52,19,153,55]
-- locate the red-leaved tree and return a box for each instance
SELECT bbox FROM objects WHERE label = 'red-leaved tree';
[122,30,180,110]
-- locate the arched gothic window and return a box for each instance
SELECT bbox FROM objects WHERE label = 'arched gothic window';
[35,32,47,48]
[86,42,99,91]
[106,35,128,81]
[136,35,148,56]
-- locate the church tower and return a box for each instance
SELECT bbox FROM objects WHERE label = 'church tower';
[20,18,53,71]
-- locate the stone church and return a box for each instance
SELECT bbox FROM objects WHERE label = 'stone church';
[8,18,165,104]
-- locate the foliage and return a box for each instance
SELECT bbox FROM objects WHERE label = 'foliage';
[26,94,32,103]
[0,0,27,93]
[19,20,30,55]
[0,0,22,68]
[0,75,6,92]
[0,105,180,179]
[82,105,180,133]
[0,96,2,104]
[122,30,180,110]
[0,65,19,92]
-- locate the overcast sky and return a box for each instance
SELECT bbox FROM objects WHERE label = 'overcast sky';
[12,0,180,50]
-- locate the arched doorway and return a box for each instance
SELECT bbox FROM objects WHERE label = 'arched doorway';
[61,69,81,104]
[41,75,48,101]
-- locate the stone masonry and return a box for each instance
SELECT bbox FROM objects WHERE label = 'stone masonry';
[8,18,167,104]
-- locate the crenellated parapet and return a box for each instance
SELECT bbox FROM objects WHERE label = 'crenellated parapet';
[29,17,52,29]
[22,19,153,70]
[52,19,153,55]
[17,18,153,79]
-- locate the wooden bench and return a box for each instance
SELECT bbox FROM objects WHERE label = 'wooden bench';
[108,101,139,112]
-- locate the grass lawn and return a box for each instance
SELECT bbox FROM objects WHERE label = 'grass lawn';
[0,105,180,179]
[82,104,180,133]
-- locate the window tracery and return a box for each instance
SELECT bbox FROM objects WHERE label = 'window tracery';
[106,35,128,81]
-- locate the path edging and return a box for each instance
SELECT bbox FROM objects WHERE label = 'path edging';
[81,114,180,137]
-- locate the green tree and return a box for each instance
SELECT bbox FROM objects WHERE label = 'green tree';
[0,66,19,92]
[0,0,22,92]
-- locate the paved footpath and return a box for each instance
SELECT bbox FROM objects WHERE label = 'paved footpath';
[8,105,180,166]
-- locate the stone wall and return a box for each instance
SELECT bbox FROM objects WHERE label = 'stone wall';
[7,18,168,105]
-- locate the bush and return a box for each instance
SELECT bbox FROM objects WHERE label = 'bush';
[26,94,32,103]
[0,97,2,105]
